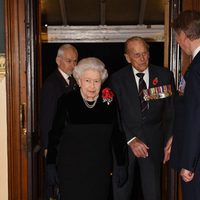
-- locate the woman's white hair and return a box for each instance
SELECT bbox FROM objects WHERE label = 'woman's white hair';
[73,57,108,83]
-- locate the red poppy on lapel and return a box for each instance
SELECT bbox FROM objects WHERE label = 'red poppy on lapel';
[152,77,158,86]
[102,88,114,105]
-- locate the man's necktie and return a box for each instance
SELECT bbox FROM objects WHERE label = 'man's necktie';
[68,76,76,89]
[136,73,148,112]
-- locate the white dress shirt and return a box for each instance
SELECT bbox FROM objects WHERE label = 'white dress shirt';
[128,66,149,144]
[132,67,149,90]
[58,68,70,84]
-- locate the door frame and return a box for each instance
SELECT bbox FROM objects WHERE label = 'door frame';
[6,0,28,199]
[5,0,41,199]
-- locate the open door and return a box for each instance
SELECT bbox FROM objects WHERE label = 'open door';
[6,0,29,198]
[5,0,42,199]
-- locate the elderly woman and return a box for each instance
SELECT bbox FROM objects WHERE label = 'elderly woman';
[46,57,127,200]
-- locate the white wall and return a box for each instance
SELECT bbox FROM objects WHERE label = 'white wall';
[0,76,8,200]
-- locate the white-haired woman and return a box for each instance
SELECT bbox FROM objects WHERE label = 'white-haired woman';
[47,57,127,200]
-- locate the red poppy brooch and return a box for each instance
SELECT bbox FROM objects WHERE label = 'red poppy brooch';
[152,77,158,86]
[102,88,114,105]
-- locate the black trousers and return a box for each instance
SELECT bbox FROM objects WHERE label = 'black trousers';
[113,150,161,200]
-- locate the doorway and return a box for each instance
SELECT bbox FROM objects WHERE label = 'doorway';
[42,42,164,81]
[40,41,164,200]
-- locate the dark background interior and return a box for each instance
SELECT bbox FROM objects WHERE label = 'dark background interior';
[42,42,164,81]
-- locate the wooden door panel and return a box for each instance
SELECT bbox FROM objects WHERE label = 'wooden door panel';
[5,0,43,198]
[5,0,28,199]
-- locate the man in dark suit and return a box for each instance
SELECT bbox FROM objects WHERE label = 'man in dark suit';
[110,36,175,200]
[40,44,78,199]
[170,10,200,200]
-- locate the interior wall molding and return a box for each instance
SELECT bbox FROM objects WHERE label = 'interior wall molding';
[41,25,164,43]
[0,53,6,81]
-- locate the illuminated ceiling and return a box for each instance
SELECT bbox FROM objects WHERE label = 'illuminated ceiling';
[41,0,165,26]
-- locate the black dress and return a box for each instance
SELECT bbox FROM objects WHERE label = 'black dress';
[47,88,127,200]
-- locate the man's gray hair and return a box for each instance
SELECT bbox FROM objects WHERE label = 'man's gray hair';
[124,36,149,53]
[57,44,78,57]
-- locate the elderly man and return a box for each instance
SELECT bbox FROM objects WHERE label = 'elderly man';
[110,36,175,200]
[40,44,78,199]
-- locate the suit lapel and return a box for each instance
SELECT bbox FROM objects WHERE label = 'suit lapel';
[147,65,160,113]
[126,65,139,97]
[123,65,141,114]
[56,69,69,87]
[191,51,200,71]
[56,69,77,93]
[148,65,157,88]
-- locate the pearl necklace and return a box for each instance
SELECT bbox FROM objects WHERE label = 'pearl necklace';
[82,98,97,109]
[80,90,98,109]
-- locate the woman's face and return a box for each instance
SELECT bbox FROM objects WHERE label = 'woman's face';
[79,69,102,101]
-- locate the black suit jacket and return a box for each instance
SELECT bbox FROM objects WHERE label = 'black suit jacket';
[110,64,175,161]
[171,51,200,172]
[40,69,77,149]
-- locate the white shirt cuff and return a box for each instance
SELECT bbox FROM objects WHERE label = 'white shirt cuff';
[127,137,136,145]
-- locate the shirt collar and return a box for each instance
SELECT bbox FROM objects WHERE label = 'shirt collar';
[193,46,200,59]
[132,66,149,88]
[132,66,149,77]
[58,68,70,82]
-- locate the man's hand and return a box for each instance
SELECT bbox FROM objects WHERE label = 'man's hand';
[128,138,149,158]
[180,168,194,182]
[163,136,173,164]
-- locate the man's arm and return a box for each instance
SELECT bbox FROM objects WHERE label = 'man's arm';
[163,136,173,164]
[162,71,176,163]
[40,81,57,151]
